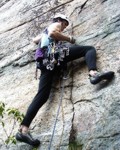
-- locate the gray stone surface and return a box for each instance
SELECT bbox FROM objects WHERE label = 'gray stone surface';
[0,0,120,149]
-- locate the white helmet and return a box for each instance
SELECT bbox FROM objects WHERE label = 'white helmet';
[53,14,69,25]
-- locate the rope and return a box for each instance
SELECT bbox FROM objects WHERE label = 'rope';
[48,22,74,150]
[48,78,65,150]
[56,94,65,150]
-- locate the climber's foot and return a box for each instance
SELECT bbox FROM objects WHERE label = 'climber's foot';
[16,130,40,147]
[89,71,114,85]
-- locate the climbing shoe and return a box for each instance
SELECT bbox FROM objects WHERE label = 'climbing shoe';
[89,71,114,85]
[16,131,40,147]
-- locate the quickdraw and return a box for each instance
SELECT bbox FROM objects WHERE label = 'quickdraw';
[42,42,69,70]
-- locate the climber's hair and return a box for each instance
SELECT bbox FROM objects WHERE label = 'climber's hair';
[53,17,66,23]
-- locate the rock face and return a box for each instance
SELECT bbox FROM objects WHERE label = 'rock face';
[0,0,120,149]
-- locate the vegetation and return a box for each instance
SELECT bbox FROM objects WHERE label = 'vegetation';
[69,141,83,150]
[0,102,24,148]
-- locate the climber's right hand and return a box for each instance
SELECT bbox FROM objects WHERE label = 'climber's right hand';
[69,36,76,44]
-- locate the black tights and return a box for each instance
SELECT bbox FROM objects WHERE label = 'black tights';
[21,45,97,127]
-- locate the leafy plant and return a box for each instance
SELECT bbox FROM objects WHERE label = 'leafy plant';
[32,148,38,150]
[69,141,83,150]
[0,102,24,148]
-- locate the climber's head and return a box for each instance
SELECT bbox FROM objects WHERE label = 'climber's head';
[53,14,69,31]
[53,14,69,25]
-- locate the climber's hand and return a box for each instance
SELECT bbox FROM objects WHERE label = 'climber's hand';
[69,36,76,44]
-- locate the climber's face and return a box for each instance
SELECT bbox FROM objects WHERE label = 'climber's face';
[58,20,68,31]
[59,20,68,31]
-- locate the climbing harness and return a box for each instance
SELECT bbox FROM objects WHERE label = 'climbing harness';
[35,28,70,71]
[48,77,65,150]
[34,42,69,79]
[43,42,69,71]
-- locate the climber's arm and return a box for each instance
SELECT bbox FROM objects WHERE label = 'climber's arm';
[47,23,71,42]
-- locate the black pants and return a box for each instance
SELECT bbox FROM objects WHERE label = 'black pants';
[21,45,97,127]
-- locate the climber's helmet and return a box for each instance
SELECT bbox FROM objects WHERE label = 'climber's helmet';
[53,14,69,26]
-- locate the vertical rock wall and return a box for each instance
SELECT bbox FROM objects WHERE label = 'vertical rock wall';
[0,0,120,149]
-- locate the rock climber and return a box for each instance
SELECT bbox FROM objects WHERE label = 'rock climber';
[16,14,114,147]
